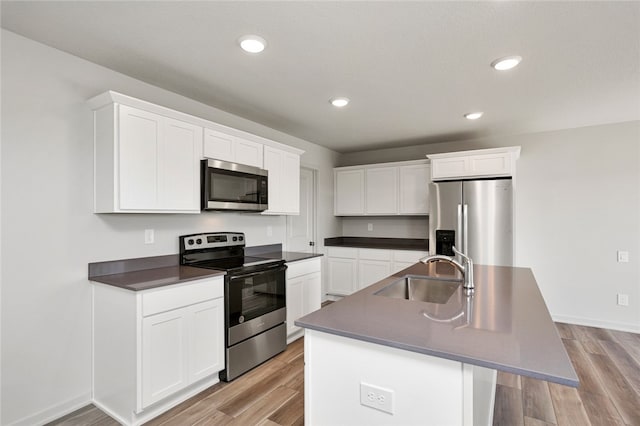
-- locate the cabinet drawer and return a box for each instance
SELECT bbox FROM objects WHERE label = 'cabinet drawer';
[393,250,429,263]
[327,247,358,259]
[358,248,392,261]
[142,277,223,317]
[287,257,321,279]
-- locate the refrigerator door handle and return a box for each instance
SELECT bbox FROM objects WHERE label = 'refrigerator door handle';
[463,204,469,253]
[457,204,463,250]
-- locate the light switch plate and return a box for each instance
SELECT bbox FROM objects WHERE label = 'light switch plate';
[144,229,155,244]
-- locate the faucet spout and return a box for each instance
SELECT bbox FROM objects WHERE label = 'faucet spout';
[419,247,474,291]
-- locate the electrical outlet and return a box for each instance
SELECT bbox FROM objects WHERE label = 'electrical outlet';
[367,223,373,231]
[144,229,155,244]
[617,294,629,306]
[360,382,394,414]
[617,251,629,263]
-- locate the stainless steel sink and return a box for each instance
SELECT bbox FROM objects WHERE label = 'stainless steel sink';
[374,275,462,304]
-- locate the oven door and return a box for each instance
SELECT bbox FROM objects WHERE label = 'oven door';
[202,159,268,211]
[226,263,286,346]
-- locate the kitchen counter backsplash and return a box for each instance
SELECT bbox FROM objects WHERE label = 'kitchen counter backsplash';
[324,236,428,251]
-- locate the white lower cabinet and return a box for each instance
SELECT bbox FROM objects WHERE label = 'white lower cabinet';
[327,247,429,296]
[327,256,358,296]
[286,258,322,341]
[92,276,224,426]
[141,298,224,407]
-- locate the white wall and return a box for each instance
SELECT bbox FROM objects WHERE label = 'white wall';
[0,30,340,425]
[340,121,640,333]
[341,217,428,239]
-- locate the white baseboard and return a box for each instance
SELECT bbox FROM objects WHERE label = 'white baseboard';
[552,314,640,333]
[94,374,220,426]
[6,392,91,426]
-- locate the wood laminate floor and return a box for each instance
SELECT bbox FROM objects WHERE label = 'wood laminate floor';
[48,323,640,426]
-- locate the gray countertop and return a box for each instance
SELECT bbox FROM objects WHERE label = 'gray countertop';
[88,246,320,291]
[295,262,579,387]
[259,251,324,263]
[89,265,225,291]
[325,236,428,251]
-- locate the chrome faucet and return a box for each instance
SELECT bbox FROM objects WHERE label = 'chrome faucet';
[419,247,474,292]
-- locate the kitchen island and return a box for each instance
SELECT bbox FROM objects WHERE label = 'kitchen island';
[295,262,578,425]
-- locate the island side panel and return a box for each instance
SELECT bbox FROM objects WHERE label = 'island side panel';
[304,329,467,425]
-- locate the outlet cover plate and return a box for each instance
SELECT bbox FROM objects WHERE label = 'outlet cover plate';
[617,251,629,263]
[360,382,394,414]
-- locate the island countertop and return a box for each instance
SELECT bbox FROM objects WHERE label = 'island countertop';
[295,262,579,387]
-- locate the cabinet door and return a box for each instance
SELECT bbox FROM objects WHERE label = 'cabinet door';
[263,146,283,214]
[399,164,430,215]
[203,128,234,162]
[141,309,188,408]
[327,257,357,296]
[188,298,224,383]
[263,147,300,215]
[366,167,398,215]
[303,271,322,316]
[334,169,365,215]
[158,117,202,211]
[286,276,305,336]
[358,259,391,290]
[235,138,263,168]
[118,105,161,210]
[282,152,300,214]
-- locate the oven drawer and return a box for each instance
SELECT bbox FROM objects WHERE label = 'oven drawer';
[142,277,224,317]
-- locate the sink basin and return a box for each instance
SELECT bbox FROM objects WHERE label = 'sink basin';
[375,275,462,304]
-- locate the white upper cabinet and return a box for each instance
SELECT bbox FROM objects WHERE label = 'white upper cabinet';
[428,146,521,181]
[88,91,304,215]
[334,160,429,216]
[203,128,263,168]
[94,103,202,213]
[263,146,300,215]
[399,163,430,214]
[366,167,398,215]
[334,169,365,215]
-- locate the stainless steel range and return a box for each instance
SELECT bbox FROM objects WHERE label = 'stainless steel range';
[179,232,287,381]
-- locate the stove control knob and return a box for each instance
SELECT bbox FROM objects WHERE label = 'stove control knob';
[239,236,244,241]
[187,239,194,245]
[232,236,238,241]
[196,238,202,245]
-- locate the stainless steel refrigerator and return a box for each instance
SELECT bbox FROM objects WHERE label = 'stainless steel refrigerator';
[428,179,513,266]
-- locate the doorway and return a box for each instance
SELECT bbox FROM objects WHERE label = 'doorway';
[286,167,317,253]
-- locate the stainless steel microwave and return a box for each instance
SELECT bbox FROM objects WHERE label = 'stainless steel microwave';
[201,159,268,212]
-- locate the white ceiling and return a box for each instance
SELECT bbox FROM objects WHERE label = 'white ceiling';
[2,1,639,153]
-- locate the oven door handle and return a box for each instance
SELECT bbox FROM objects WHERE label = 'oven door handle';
[229,264,286,281]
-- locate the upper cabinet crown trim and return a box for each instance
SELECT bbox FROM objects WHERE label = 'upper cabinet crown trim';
[87,91,304,156]
[335,159,429,171]
[426,146,520,160]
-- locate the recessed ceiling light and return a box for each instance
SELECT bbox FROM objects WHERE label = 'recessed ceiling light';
[238,35,267,53]
[491,56,522,71]
[464,112,483,120]
[330,97,350,108]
